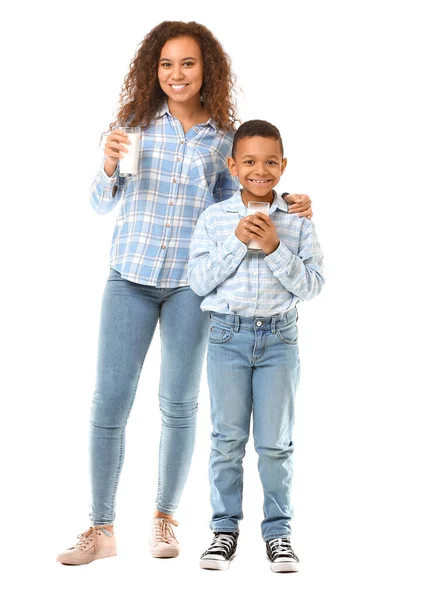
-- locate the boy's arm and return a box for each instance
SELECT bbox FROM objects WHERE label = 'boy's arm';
[188,211,247,297]
[265,219,325,301]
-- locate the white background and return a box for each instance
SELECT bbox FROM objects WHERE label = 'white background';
[1,1,420,598]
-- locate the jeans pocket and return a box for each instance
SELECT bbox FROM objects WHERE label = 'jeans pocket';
[275,320,298,345]
[209,323,234,344]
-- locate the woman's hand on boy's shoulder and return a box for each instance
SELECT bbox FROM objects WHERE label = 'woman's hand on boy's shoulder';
[284,194,313,219]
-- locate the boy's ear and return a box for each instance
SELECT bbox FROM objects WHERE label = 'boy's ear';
[227,157,237,177]
[281,157,287,175]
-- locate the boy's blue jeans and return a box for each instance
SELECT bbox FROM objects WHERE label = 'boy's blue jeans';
[89,269,209,525]
[207,309,300,541]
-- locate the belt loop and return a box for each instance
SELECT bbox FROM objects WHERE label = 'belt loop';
[271,316,277,334]
[234,314,240,333]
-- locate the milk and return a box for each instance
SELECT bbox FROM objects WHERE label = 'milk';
[247,201,270,250]
[119,128,141,176]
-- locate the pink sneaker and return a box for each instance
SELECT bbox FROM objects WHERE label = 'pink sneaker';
[56,527,117,565]
[149,518,180,558]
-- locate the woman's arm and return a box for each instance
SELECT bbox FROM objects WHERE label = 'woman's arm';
[213,166,240,203]
[90,130,129,215]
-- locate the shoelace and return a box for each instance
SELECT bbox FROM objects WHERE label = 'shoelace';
[73,527,95,550]
[154,519,178,544]
[204,533,236,557]
[268,538,297,560]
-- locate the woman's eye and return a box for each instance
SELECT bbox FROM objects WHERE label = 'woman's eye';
[161,62,172,68]
[183,61,194,67]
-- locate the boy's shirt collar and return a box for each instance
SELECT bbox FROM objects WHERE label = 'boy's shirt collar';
[156,102,217,131]
[226,189,289,216]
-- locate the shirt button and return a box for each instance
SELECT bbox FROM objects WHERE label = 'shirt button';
[177,157,181,161]
[180,141,184,145]
[169,201,174,206]
[172,178,177,183]
[166,223,170,227]
[161,244,166,249]
[252,271,257,276]
[194,127,199,132]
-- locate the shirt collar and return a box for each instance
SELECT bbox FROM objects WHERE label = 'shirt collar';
[156,102,217,131]
[225,189,289,216]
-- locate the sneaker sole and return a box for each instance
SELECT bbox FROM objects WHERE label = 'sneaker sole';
[269,561,299,573]
[199,555,235,571]
[150,547,180,559]
[57,552,117,566]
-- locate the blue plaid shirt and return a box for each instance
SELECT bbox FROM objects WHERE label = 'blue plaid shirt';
[188,190,324,317]
[90,104,238,287]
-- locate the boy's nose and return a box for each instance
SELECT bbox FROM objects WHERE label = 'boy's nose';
[254,166,269,176]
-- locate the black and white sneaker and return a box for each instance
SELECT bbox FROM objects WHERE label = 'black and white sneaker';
[266,538,299,572]
[199,532,239,570]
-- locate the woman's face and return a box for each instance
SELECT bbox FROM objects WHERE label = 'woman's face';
[158,36,204,105]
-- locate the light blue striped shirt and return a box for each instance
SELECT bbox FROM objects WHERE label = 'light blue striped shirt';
[188,190,324,317]
[90,104,238,287]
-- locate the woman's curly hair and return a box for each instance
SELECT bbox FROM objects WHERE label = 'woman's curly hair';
[111,21,238,132]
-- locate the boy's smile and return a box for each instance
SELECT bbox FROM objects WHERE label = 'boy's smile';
[227,136,287,205]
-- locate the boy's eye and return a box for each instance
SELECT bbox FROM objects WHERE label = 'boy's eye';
[267,160,278,165]
[244,160,254,165]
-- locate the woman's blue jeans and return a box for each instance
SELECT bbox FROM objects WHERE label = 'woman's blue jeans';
[89,269,209,525]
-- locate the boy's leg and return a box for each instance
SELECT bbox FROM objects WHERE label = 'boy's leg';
[252,311,301,541]
[207,314,253,533]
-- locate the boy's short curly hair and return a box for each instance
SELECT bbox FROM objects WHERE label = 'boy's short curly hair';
[232,120,284,157]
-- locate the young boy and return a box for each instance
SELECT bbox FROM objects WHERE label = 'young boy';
[188,120,324,572]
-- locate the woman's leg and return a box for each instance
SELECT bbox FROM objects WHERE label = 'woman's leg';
[89,270,160,525]
[154,286,209,514]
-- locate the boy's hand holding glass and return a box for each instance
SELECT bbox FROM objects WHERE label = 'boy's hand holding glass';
[235,217,252,245]
[244,213,280,255]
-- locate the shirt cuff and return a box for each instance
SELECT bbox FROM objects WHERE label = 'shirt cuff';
[99,163,119,188]
[223,233,248,259]
[264,241,292,272]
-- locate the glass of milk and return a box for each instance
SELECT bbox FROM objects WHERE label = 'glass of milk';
[118,126,141,176]
[247,201,270,250]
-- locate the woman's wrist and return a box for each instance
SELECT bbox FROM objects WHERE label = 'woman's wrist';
[104,159,118,177]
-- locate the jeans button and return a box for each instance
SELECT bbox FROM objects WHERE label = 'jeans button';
[256,320,262,326]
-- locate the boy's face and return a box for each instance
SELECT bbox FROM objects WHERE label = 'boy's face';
[228,136,287,202]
